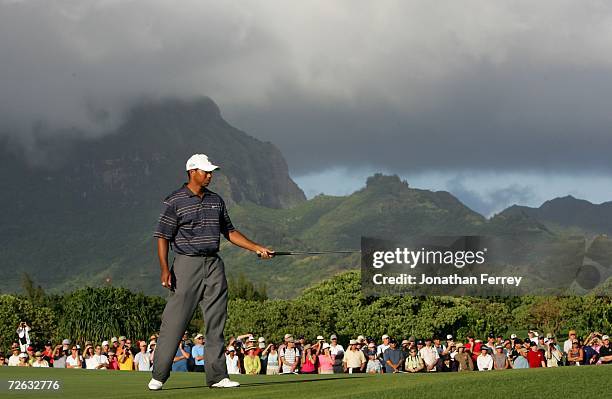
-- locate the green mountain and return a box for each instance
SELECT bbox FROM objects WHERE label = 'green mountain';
[498,196,612,235]
[1,98,609,298]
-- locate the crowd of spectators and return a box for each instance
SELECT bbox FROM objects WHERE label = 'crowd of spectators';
[2,322,610,374]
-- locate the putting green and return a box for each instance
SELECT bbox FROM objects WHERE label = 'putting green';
[1,365,610,398]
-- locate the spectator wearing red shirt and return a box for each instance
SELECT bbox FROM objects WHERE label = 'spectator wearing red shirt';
[527,345,546,368]
[107,351,119,370]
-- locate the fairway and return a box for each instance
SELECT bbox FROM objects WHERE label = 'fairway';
[1,366,610,399]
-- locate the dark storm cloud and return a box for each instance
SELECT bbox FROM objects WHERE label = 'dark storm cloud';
[2,0,612,176]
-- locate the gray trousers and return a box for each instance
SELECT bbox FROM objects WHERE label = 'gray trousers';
[152,254,229,386]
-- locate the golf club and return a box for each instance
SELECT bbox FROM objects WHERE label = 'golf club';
[257,250,361,257]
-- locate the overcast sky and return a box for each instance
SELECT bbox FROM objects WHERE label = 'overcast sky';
[2,0,612,215]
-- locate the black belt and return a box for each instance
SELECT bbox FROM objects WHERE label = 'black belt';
[182,251,218,257]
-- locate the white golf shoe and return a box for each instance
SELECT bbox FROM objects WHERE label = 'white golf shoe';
[210,378,240,388]
[148,378,163,390]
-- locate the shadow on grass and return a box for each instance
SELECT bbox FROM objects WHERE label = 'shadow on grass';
[160,376,366,391]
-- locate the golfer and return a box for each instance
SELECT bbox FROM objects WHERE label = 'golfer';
[148,154,274,390]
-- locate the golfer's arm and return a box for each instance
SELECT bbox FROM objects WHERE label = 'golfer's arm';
[227,230,263,252]
[157,238,170,270]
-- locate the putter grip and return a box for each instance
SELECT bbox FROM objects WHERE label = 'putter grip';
[257,251,285,257]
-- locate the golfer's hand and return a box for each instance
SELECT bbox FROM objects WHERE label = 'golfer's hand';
[160,268,172,289]
[256,246,275,259]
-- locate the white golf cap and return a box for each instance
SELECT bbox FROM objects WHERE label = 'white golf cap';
[382,334,389,339]
[227,346,235,352]
[510,334,517,339]
[447,334,453,340]
[258,337,266,343]
[186,154,219,172]
[62,339,71,345]
[194,333,204,340]
[349,339,358,345]
[316,335,324,340]
[284,333,292,339]
[357,335,365,342]
[602,335,609,340]
[101,341,109,346]
[322,343,330,349]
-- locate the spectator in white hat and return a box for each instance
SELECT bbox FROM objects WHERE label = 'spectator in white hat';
[17,352,30,367]
[343,339,366,373]
[192,334,206,372]
[377,334,390,357]
[225,346,241,374]
[317,343,334,374]
[599,335,612,364]
[280,338,300,374]
[329,335,344,373]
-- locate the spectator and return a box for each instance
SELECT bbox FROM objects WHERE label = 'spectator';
[263,343,280,375]
[344,339,366,373]
[66,346,82,369]
[107,351,119,370]
[493,345,510,370]
[83,345,94,367]
[513,349,530,369]
[329,335,344,373]
[300,344,316,374]
[377,334,390,358]
[477,347,493,371]
[405,347,425,373]
[420,338,440,372]
[567,340,584,366]
[32,351,49,368]
[484,334,496,354]
[280,338,300,374]
[42,341,54,366]
[316,343,334,375]
[433,337,446,356]
[17,352,30,367]
[382,339,402,374]
[0,353,6,366]
[171,340,190,372]
[598,335,612,365]
[52,346,67,368]
[125,339,134,357]
[244,345,261,375]
[61,339,71,353]
[258,337,267,374]
[527,330,539,345]
[135,341,152,371]
[564,330,577,354]
[509,339,522,364]
[26,346,35,366]
[110,337,119,354]
[116,336,127,356]
[527,342,546,368]
[16,322,31,353]
[118,342,134,371]
[101,341,110,356]
[192,334,205,372]
[454,344,474,371]
[582,337,599,365]
[366,347,382,374]
[87,345,109,370]
[545,340,563,367]
[225,346,241,374]
[445,334,455,350]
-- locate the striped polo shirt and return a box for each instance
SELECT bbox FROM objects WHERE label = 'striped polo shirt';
[154,184,235,255]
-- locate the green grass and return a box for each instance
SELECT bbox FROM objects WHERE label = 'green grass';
[1,366,610,399]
